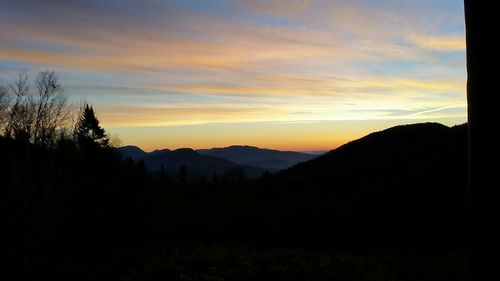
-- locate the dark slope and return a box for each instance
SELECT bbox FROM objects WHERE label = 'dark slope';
[269,122,468,252]
[279,122,467,191]
[198,145,316,170]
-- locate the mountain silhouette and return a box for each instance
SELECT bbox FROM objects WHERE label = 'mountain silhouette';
[118,145,147,160]
[279,122,467,183]
[118,146,265,178]
[197,145,317,170]
[269,122,468,251]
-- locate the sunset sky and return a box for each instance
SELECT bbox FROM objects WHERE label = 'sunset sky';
[0,0,466,151]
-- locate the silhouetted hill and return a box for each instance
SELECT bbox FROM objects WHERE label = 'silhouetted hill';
[300,150,328,155]
[118,147,265,178]
[144,148,233,173]
[117,145,146,161]
[279,122,467,183]
[269,122,468,252]
[149,148,171,156]
[197,145,317,170]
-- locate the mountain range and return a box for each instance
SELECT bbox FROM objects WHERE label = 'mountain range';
[197,145,317,170]
[101,122,469,251]
[117,145,318,178]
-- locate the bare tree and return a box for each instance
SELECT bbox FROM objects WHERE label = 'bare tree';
[0,84,9,132]
[4,72,34,141]
[32,71,69,146]
[2,71,69,146]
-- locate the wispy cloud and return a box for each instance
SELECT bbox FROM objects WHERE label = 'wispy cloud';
[96,104,286,127]
[407,35,465,51]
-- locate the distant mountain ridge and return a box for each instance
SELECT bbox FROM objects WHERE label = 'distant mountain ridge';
[197,145,317,170]
[118,145,147,161]
[117,146,266,178]
[118,145,319,178]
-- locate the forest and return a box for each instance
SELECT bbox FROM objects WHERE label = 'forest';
[1,72,468,280]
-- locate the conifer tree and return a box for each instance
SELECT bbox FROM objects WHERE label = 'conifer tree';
[74,104,109,148]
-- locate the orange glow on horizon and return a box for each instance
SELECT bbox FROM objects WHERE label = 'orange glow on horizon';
[109,117,466,152]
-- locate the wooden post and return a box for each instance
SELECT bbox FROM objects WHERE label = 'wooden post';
[464,1,500,280]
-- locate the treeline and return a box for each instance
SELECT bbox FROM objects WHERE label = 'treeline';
[0,71,111,148]
[0,72,155,279]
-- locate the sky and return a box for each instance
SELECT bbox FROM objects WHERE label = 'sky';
[0,0,466,151]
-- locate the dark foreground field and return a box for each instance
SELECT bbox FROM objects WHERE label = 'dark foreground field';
[1,123,469,280]
[77,247,469,281]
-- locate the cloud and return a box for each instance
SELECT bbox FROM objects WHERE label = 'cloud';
[95,104,286,127]
[0,0,460,74]
[0,18,362,74]
[0,0,466,131]
[407,35,465,51]
[241,0,313,16]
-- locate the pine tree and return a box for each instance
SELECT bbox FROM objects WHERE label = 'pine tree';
[74,104,109,148]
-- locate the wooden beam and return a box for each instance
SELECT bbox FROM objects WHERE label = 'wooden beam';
[464,1,500,280]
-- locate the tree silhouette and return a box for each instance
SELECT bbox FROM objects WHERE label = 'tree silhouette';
[0,85,8,132]
[4,72,33,142]
[74,104,109,148]
[32,71,68,146]
[1,71,68,145]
